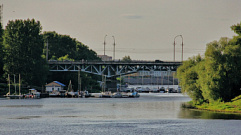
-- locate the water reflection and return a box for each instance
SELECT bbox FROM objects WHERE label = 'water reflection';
[179,108,241,120]
[1,94,241,120]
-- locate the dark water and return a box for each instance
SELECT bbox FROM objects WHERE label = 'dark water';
[0,93,241,135]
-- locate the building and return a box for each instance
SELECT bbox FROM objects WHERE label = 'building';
[97,55,112,61]
[45,81,66,92]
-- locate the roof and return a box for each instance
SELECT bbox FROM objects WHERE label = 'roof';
[54,81,66,86]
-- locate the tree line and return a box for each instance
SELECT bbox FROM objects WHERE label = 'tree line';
[0,19,101,92]
[177,22,241,104]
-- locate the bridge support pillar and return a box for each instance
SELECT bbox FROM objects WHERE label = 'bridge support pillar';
[106,77,118,92]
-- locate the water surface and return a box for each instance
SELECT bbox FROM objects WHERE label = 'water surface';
[0,93,241,135]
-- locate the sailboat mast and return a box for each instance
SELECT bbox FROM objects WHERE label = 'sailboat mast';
[14,74,16,94]
[8,74,10,95]
[19,74,21,95]
[78,70,81,91]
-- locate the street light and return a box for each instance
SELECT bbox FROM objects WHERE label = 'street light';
[173,35,181,62]
[174,35,184,61]
[180,35,184,62]
[173,35,184,91]
[104,35,107,56]
[112,36,116,60]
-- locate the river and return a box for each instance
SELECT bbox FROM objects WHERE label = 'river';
[0,93,241,135]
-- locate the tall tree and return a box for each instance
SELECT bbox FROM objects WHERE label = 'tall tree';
[177,55,204,104]
[43,31,101,91]
[177,22,241,103]
[122,55,132,62]
[3,19,48,86]
[43,31,100,61]
[0,22,4,82]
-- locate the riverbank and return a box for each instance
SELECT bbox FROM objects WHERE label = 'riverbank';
[183,95,241,114]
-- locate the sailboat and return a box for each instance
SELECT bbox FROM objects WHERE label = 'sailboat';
[67,80,76,97]
[4,74,23,98]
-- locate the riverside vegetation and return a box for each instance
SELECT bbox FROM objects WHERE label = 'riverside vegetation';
[0,19,132,94]
[177,22,241,113]
[0,19,102,93]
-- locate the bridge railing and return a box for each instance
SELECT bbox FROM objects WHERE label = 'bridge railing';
[48,60,182,64]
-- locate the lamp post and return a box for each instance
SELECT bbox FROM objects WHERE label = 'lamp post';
[180,35,184,62]
[174,35,181,62]
[46,39,48,61]
[173,35,184,62]
[112,36,116,60]
[173,35,184,91]
[104,35,107,56]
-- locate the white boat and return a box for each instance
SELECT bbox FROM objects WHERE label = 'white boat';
[112,92,122,98]
[101,91,113,98]
[66,80,78,97]
[24,89,40,98]
[4,93,23,98]
[49,90,60,97]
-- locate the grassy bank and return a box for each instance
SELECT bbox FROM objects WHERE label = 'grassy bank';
[183,95,241,114]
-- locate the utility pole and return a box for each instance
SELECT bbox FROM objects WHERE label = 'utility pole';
[104,35,107,56]
[46,39,48,61]
[14,74,16,94]
[19,74,21,95]
[78,70,81,91]
[112,36,116,60]
[180,35,184,62]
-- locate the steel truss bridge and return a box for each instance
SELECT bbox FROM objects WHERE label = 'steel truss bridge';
[48,60,182,78]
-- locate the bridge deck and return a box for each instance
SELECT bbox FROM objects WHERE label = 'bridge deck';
[48,60,182,78]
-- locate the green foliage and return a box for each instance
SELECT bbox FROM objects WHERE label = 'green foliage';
[57,54,74,61]
[42,31,101,91]
[177,22,241,104]
[3,19,48,86]
[0,22,4,82]
[122,55,132,62]
[177,55,204,104]
[231,22,241,35]
[43,31,100,61]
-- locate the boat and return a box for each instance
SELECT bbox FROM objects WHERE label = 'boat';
[101,91,113,98]
[83,90,93,98]
[112,92,122,98]
[66,80,79,98]
[120,88,140,98]
[24,89,40,98]
[128,91,140,98]
[49,90,60,97]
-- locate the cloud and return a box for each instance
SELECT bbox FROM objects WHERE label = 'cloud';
[121,14,143,19]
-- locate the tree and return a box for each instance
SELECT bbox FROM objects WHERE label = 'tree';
[43,31,100,61]
[177,22,241,103]
[0,22,4,82]
[43,31,101,91]
[177,55,204,104]
[122,55,132,62]
[57,54,74,61]
[3,19,48,86]
[201,37,241,102]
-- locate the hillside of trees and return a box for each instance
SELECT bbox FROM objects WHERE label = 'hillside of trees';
[0,19,101,93]
[177,22,241,104]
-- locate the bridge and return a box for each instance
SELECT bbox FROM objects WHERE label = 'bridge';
[48,60,182,78]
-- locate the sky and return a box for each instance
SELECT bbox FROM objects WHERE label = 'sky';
[1,0,241,61]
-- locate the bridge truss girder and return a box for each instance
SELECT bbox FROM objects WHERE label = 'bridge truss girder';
[48,61,181,78]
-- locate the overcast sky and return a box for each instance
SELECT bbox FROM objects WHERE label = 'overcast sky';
[1,0,241,61]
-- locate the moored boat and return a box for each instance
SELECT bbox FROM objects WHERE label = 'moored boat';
[24,89,40,98]
[101,91,113,98]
